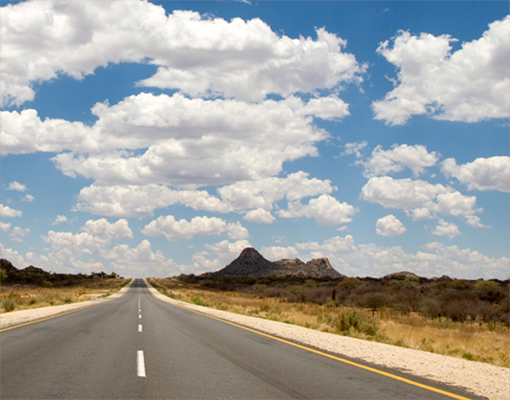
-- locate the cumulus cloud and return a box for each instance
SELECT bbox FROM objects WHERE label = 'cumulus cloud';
[74,184,232,218]
[278,194,357,226]
[52,215,68,225]
[244,208,275,224]
[73,171,334,218]
[433,220,460,239]
[141,215,246,241]
[342,141,367,158]
[10,227,30,243]
[1,1,365,106]
[6,181,26,191]
[361,177,482,226]
[10,93,331,188]
[376,215,406,237]
[360,144,438,177]
[441,156,510,192]
[263,235,508,279]
[22,194,34,202]
[1,222,12,232]
[226,221,250,240]
[372,16,509,125]
[217,171,335,211]
[0,204,22,218]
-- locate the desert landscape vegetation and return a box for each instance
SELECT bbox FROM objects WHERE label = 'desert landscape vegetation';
[146,248,509,368]
[0,259,129,312]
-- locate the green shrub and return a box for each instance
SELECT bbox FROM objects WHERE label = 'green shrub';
[41,280,53,288]
[332,309,379,336]
[0,268,7,281]
[191,296,205,306]
[63,297,73,304]
[28,298,37,305]
[2,298,17,312]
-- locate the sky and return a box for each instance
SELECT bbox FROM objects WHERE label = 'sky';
[0,0,509,280]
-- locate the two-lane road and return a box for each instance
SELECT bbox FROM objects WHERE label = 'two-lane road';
[1,279,480,399]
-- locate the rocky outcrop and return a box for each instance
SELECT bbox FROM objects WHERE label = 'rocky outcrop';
[213,248,344,278]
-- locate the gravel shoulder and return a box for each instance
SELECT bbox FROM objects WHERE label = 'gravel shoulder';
[0,279,134,330]
[145,280,509,400]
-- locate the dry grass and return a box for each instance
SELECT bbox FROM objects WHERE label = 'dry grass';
[0,278,130,312]
[148,277,510,368]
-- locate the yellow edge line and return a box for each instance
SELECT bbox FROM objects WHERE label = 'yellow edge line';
[149,287,472,400]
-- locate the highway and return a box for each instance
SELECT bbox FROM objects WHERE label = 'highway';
[1,279,480,399]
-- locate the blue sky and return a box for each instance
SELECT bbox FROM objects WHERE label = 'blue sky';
[1,0,508,279]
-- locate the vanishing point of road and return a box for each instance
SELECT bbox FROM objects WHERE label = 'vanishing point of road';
[1,279,482,399]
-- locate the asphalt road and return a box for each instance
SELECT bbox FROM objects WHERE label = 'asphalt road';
[1,279,481,399]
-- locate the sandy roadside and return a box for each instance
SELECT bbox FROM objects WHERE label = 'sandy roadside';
[0,278,134,330]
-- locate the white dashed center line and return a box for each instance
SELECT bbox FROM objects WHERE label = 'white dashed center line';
[138,324,142,332]
[137,350,146,377]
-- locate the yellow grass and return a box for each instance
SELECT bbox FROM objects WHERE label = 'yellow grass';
[0,278,130,312]
[148,277,510,368]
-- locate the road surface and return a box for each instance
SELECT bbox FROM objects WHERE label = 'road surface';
[1,279,481,399]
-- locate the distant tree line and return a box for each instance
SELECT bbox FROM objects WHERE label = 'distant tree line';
[0,259,121,287]
[176,273,509,326]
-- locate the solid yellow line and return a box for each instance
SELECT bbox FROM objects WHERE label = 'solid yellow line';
[151,290,472,400]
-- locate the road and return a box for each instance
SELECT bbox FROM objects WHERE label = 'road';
[1,279,480,399]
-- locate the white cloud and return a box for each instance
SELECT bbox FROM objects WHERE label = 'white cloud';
[0,204,22,217]
[433,220,460,239]
[244,208,275,224]
[260,246,300,261]
[43,218,133,258]
[6,181,26,191]
[372,16,509,125]
[1,1,365,106]
[0,243,27,268]
[82,219,133,241]
[141,215,231,241]
[22,194,34,202]
[361,177,483,225]
[37,93,329,187]
[73,171,334,218]
[360,144,438,177]
[342,141,367,158]
[217,171,335,211]
[441,156,510,192]
[74,184,232,218]
[109,240,180,278]
[1,222,12,232]
[226,221,250,240]
[52,215,68,225]
[376,215,406,237]
[278,194,357,226]
[10,227,30,242]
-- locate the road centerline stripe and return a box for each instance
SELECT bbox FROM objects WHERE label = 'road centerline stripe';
[138,324,142,332]
[137,350,146,377]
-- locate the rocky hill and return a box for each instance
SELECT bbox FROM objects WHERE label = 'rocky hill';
[212,248,344,278]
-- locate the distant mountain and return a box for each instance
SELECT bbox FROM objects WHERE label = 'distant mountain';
[212,248,344,278]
